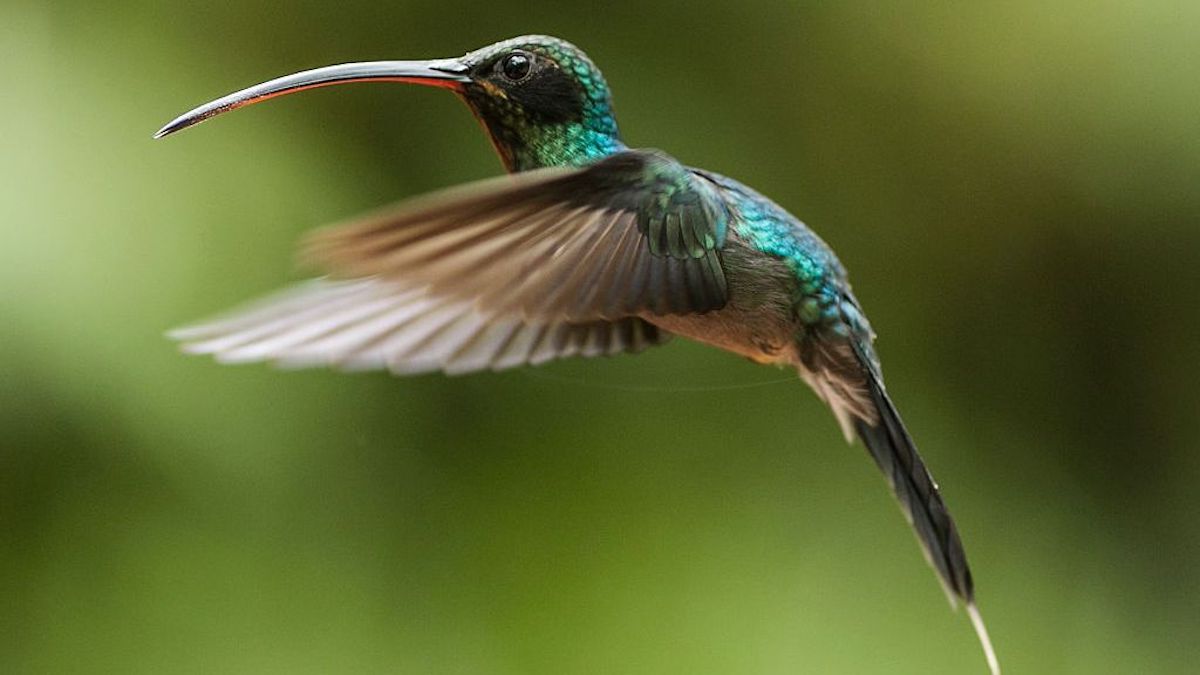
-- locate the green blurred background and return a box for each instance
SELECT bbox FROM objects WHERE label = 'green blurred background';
[3,2,1199,673]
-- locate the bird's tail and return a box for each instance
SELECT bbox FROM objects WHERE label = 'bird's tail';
[851,342,999,674]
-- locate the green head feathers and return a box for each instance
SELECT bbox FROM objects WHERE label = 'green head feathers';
[457,35,625,171]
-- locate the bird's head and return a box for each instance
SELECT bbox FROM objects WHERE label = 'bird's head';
[155,35,624,172]
[456,36,623,170]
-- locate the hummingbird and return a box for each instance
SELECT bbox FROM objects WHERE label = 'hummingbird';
[156,35,999,673]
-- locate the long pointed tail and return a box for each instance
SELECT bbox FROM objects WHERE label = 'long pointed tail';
[852,350,999,674]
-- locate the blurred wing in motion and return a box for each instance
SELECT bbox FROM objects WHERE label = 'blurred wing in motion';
[170,278,671,374]
[303,148,731,321]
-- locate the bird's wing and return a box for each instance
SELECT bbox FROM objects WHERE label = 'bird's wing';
[170,278,670,374]
[799,295,999,674]
[303,149,730,322]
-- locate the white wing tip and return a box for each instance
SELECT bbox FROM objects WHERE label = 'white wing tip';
[967,602,1001,675]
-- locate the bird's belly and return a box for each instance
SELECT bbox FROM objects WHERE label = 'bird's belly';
[638,236,806,362]
[641,236,803,365]
[645,308,797,364]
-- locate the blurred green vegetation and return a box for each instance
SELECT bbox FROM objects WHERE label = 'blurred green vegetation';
[3,1,1199,673]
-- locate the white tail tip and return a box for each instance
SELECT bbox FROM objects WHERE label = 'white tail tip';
[967,602,1001,675]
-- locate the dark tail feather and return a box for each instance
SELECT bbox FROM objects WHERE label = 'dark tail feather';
[853,389,971,603]
[853,360,999,674]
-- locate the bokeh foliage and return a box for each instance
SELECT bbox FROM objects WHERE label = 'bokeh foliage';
[3,1,1199,672]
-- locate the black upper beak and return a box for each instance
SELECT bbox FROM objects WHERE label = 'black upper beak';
[154,58,471,139]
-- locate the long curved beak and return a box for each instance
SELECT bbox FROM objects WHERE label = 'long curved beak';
[154,58,471,139]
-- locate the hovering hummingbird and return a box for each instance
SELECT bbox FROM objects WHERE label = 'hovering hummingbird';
[156,35,998,673]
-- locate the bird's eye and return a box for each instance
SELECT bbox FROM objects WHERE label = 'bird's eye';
[500,52,532,82]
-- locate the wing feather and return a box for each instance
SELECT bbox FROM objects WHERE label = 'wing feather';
[170,278,671,374]
[303,150,730,322]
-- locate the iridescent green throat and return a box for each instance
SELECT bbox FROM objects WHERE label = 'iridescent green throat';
[461,85,624,171]
[499,121,625,171]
